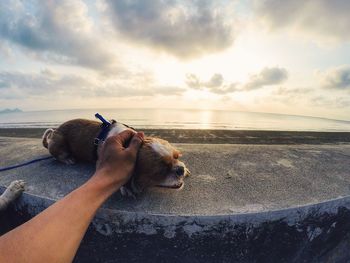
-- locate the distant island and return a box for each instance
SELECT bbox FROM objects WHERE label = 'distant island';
[0,108,23,114]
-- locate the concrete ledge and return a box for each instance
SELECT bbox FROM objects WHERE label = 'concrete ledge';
[1,136,350,262]
[2,190,350,262]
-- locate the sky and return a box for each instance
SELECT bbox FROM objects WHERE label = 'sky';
[0,0,350,120]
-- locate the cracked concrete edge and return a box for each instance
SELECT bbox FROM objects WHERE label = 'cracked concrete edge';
[2,186,350,239]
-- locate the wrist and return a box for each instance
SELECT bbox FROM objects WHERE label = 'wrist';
[85,171,124,199]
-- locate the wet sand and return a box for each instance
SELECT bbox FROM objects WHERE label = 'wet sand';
[0,128,349,144]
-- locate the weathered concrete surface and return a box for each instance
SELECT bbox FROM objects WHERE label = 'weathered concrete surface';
[1,137,350,214]
[1,136,350,262]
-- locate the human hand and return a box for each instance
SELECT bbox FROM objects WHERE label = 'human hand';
[94,130,144,192]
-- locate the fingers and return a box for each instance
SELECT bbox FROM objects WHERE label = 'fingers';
[114,130,136,147]
[127,132,144,155]
[104,130,144,155]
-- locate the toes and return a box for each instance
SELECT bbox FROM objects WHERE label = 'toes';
[3,180,25,200]
[8,180,25,191]
[185,168,191,176]
[15,180,25,188]
[8,180,18,188]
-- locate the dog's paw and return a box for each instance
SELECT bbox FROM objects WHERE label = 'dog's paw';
[120,186,136,199]
[2,180,25,201]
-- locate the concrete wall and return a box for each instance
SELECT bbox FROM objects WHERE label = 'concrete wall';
[1,190,350,263]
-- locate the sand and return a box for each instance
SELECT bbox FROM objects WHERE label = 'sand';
[0,128,349,144]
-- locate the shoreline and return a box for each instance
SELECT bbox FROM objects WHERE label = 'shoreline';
[0,128,350,144]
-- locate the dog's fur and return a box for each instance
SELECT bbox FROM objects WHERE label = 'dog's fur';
[0,180,25,212]
[43,119,189,196]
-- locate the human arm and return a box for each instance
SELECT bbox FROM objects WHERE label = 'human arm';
[0,130,144,263]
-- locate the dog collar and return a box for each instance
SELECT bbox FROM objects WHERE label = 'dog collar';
[93,113,116,159]
[94,113,139,192]
[94,113,113,146]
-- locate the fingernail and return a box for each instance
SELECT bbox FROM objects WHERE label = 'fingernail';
[137,132,144,140]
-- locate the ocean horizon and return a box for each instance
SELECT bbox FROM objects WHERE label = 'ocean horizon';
[0,108,349,132]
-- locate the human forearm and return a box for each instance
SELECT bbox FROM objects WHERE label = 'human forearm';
[0,171,121,263]
[0,131,143,263]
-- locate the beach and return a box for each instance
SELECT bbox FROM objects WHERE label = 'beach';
[0,128,350,144]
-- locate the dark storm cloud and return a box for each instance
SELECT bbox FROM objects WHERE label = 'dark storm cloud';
[105,0,236,58]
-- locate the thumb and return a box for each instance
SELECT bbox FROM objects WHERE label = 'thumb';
[127,132,144,155]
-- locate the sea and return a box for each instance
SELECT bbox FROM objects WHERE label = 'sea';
[0,108,349,132]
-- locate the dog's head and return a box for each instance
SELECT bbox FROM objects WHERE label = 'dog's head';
[132,137,190,193]
[108,122,190,196]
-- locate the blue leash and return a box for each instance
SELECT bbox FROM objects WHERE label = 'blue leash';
[0,156,54,172]
[95,113,111,125]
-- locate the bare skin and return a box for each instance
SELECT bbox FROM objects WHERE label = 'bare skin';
[0,130,144,263]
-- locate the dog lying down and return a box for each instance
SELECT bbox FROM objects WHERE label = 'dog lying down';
[0,180,25,212]
[42,119,190,197]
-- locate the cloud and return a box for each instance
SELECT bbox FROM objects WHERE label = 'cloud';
[185,73,239,94]
[105,0,236,58]
[0,70,185,100]
[185,74,201,89]
[205,74,224,88]
[311,96,350,109]
[243,67,288,90]
[271,87,314,104]
[0,70,94,99]
[271,85,350,111]
[319,66,350,90]
[275,87,312,96]
[96,84,185,98]
[0,42,12,58]
[186,67,288,94]
[255,0,350,42]
[0,0,117,72]
[186,73,224,89]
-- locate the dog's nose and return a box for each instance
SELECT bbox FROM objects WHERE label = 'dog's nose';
[175,166,185,176]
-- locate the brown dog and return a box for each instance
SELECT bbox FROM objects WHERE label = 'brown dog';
[42,119,190,196]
